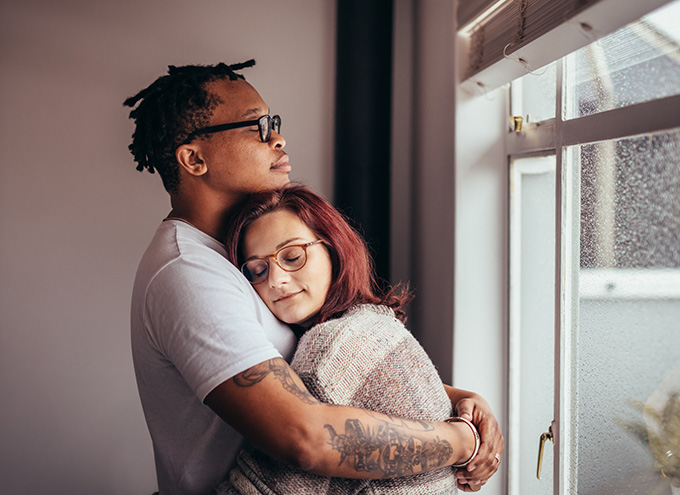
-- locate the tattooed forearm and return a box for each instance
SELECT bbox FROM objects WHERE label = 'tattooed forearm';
[325,418,453,477]
[365,410,435,432]
[233,358,317,405]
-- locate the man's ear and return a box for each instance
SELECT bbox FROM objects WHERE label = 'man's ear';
[176,144,208,177]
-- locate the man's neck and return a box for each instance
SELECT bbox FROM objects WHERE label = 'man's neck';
[168,193,243,240]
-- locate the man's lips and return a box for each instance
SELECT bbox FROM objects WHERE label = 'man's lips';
[271,155,291,171]
[274,290,302,303]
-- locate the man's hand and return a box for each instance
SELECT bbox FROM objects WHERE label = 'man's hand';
[444,387,504,491]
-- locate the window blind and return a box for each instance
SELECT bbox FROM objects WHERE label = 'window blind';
[457,0,505,31]
[459,0,601,79]
[457,0,672,88]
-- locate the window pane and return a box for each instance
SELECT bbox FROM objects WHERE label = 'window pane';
[567,128,680,495]
[510,62,556,123]
[509,156,556,495]
[579,130,680,268]
[565,0,680,120]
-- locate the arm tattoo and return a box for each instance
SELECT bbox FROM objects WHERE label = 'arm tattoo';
[365,410,435,432]
[233,358,317,405]
[325,418,453,477]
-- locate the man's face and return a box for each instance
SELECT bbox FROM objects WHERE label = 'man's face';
[197,79,291,196]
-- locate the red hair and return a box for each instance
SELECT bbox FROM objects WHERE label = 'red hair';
[223,185,411,327]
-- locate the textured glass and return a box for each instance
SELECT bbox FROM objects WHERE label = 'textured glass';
[579,131,680,269]
[509,156,556,495]
[565,0,680,119]
[511,62,557,123]
[570,129,680,495]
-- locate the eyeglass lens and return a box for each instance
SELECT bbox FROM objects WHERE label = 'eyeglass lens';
[242,244,307,284]
[260,115,281,143]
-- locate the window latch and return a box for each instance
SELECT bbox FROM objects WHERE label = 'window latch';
[536,424,554,480]
[511,115,523,132]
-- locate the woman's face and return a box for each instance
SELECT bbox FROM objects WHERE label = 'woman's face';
[242,209,332,326]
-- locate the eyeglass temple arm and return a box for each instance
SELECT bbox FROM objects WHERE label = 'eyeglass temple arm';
[187,120,260,140]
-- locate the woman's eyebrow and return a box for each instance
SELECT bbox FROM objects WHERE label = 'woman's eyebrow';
[275,237,305,250]
[245,237,306,261]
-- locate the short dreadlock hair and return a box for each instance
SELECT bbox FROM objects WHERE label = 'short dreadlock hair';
[123,60,256,194]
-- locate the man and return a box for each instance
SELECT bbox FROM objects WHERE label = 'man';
[125,61,503,495]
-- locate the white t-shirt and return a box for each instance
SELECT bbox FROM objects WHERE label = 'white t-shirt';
[131,220,297,495]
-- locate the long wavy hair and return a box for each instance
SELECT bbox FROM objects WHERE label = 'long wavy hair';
[223,186,412,328]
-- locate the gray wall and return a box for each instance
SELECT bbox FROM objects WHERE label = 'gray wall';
[0,1,336,493]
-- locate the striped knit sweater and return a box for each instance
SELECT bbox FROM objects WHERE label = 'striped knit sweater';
[215,304,456,495]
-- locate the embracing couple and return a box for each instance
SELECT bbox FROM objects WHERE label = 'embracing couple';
[126,60,504,495]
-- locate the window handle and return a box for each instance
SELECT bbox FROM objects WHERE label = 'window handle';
[536,424,554,480]
[511,115,523,132]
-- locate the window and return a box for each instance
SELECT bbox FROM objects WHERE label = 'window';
[507,2,680,494]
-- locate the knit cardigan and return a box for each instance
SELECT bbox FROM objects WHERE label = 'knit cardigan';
[214,304,456,495]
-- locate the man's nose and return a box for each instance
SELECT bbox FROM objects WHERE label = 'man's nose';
[270,129,286,149]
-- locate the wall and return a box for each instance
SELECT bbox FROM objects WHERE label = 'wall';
[453,83,508,495]
[0,1,336,493]
[393,0,457,381]
[391,3,506,494]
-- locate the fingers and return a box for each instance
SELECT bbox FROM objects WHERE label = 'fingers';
[467,425,500,476]
[456,451,501,489]
[464,442,501,481]
[453,394,505,488]
[457,479,484,492]
[455,398,474,422]
[457,418,504,483]
[467,407,504,476]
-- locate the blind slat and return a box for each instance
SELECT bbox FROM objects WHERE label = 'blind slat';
[463,0,598,78]
[457,0,505,30]
[458,0,673,90]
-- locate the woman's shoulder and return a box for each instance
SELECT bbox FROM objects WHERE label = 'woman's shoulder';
[344,303,395,319]
[294,304,410,363]
[311,304,405,338]
[332,303,398,324]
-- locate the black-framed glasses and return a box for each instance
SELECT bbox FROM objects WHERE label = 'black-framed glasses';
[241,240,324,285]
[183,114,281,144]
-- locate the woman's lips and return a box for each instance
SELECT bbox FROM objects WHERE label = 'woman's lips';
[274,290,302,303]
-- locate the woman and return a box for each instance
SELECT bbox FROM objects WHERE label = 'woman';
[217,186,483,494]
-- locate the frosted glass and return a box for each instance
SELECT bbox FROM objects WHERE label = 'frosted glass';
[565,0,680,120]
[579,130,680,269]
[569,129,680,495]
[509,157,556,495]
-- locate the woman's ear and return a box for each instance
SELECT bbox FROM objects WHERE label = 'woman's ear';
[176,144,207,177]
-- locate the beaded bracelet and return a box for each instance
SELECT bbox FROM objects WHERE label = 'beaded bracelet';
[445,416,481,468]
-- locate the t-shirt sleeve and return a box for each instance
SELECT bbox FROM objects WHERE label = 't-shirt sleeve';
[144,252,282,402]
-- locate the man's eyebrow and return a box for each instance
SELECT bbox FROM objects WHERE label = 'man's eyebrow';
[241,107,269,119]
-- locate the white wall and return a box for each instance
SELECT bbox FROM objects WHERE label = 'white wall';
[0,1,336,493]
[453,84,508,495]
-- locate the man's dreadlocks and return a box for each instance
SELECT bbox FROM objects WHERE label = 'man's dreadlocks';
[124,60,255,194]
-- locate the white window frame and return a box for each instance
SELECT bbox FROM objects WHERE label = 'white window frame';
[454,3,680,494]
[506,49,680,495]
